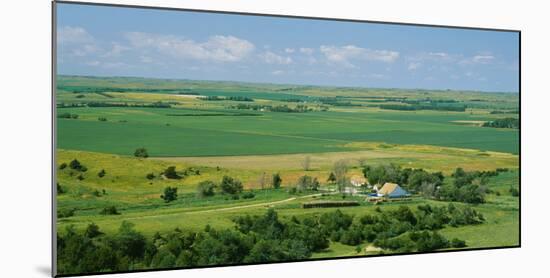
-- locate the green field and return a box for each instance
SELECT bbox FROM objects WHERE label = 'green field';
[55,75,519,275]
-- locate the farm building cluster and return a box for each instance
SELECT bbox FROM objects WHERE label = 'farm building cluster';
[348,175,411,202]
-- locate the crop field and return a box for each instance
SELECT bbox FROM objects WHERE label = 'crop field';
[55,75,520,274]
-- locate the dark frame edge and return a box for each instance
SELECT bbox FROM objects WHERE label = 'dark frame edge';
[52,1,58,277]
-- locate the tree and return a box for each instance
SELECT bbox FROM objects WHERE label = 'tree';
[97,169,106,178]
[59,163,67,170]
[161,187,178,202]
[272,173,282,189]
[84,223,103,238]
[100,206,119,215]
[302,156,311,171]
[69,159,83,171]
[146,173,155,180]
[197,181,216,198]
[220,176,243,195]
[333,160,349,193]
[56,183,66,194]
[116,221,147,260]
[134,147,149,158]
[327,172,336,183]
[451,238,467,248]
[297,175,310,191]
[163,166,181,179]
[258,172,267,190]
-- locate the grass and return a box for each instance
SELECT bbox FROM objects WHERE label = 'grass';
[55,75,520,259]
[57,149,519,252]
[57,106,519,156]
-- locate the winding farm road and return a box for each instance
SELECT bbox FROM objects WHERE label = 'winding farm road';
[122,193,327,221]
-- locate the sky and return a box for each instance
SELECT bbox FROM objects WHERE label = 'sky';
[56,3,520,92]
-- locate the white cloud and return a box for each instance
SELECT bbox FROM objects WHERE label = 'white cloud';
[428,52,450,59]
[125,32,255,62]
[472,55,495,63]
[260,51,293,65]
[58,26,94,44]
[319,45,399,68]
[102,42,129,57]
[271,70,285,75]
[284,48,295,53]
[58,26,99,57]
[299,47,314,55]
[459,53,496,65]
[85,60,100,66]
[408,62,421,71]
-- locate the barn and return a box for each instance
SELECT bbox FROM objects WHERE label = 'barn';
[377,182,410,198]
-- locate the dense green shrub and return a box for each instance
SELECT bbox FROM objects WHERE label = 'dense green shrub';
[196,181,216,198]
[161,187,178,202]
[134,147,149,158]
[220,176,243,195]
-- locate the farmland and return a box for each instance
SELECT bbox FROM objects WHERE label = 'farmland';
[55,75,519,275]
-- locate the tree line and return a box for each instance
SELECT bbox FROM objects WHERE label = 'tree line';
[379,104,466,112]
[57,205,480,275]
[483,117,519,129]
[362,164,506,204]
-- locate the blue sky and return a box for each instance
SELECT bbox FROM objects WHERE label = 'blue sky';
[56,3,519,92]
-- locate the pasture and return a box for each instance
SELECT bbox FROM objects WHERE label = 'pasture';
[55,75,520,262]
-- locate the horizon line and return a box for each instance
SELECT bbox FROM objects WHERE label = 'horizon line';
[56,73,519,95]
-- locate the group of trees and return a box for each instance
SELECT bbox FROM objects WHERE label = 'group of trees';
[231,104,314,113]
[199,95,254,101]
[379,104,467,112]
[361,164,504,204]
[158,166,201,180]
[194,176,245,198]
[57,205,481,275]
[483,117,519,129]
[58,113,79,119]
[362,164,444,193]
[435,168,500,204]
[295,175,320,192]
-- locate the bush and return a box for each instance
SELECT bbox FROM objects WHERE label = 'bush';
[59,163,67,170]
[327,172,336,183]
[58,208,75,218]
[84,223,103,238]
[197,181,216,198]
[98,169,106,178]
[56,183,66,194]
[69,159,83,171]
[98,117,107,122]
[509,187,519,197]
[134,147,149,158]
[58,113,79,119]
[272,173,282,189]
[161,187,178,202]
[163,166,181,179]
[242,192,255,199]
[451,238,467,248]
[411,231,450,252]
[146,173,155,180]
[100,206,120,215]
[220,176,243,195]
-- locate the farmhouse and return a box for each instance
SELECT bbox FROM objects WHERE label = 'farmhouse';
[377,182,410,198]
